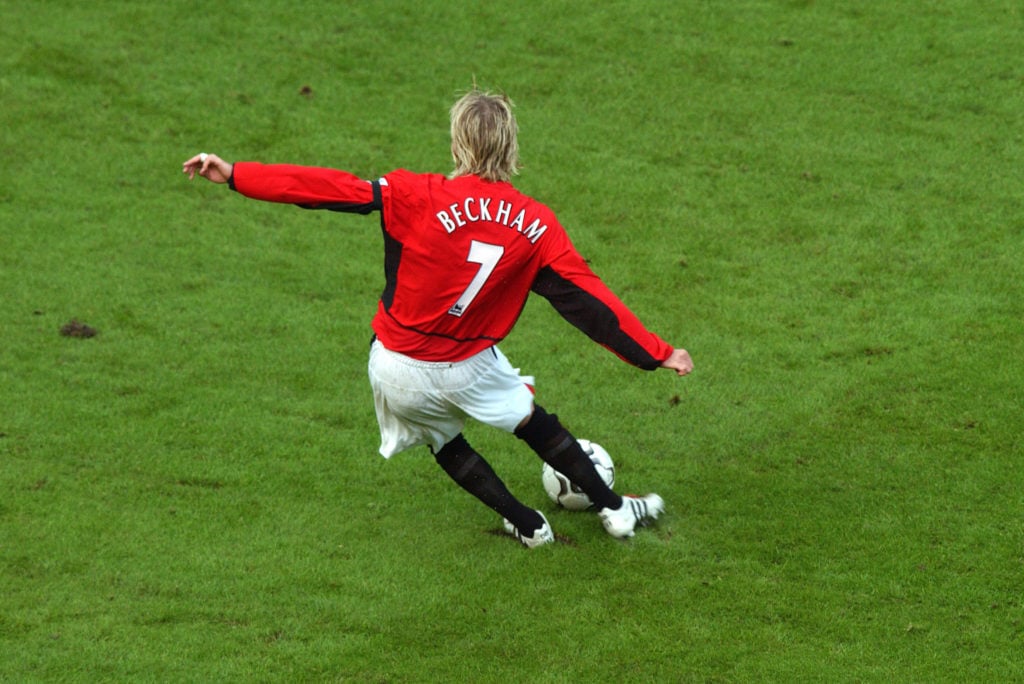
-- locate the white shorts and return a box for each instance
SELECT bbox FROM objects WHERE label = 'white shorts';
[368,340,536,458]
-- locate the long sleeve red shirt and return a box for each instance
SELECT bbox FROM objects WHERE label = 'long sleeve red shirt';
[230,162,673,368]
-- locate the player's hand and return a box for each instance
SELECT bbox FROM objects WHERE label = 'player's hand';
[661,348,693,376]
[182,152,233,184]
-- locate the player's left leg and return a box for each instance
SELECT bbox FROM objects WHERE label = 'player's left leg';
[433,433,553,547]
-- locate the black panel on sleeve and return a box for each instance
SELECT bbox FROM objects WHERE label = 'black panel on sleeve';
[531,266,660,369]
[298,180,382,215]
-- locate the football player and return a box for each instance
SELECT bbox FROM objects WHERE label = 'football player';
[183,89,693,547]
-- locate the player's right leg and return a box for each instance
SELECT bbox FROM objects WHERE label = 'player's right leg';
[597,494,665,539]
[446,346,618,508]
[514,405,622,511]
[515,407,664,538]
[452,346,664,539]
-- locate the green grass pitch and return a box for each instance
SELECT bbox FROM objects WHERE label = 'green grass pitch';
[2,1,1022,681]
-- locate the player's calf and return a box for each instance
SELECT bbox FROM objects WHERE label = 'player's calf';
[434,434,546,538]
[514,405,622,511]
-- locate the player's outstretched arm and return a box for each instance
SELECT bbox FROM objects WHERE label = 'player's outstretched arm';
[182,153,233,184]
[661,348,694,376]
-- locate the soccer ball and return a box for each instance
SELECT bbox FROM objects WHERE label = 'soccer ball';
[541,439,615,511]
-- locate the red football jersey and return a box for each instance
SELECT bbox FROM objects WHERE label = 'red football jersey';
[230,163,673,368]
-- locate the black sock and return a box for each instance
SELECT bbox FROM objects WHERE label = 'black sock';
[514,406,622,511]
[434,434,543,535]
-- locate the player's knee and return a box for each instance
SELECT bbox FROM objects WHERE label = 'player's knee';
[514,405,574,460]
[434,433,483,482]
[434,433,472,464]
[514,405,535,432]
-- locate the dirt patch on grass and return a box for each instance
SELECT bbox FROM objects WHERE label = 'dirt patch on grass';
[59,320,98,338]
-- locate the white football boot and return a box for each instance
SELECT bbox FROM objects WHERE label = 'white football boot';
[503,511,555,548]
[599,494,665,539]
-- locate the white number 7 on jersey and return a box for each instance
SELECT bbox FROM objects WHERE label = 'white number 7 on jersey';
[448,240,504,317]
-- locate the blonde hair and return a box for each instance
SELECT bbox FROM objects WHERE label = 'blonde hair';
[449,89,521,182]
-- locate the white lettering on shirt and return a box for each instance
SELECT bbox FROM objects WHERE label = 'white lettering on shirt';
[437,210,457,234]
[463,197,479,222]
[522,217,548,244]
[509,208,526,233]
[477,198,492,221]
[435,196,547,244]
[494,200,512,225]
[449,202,466,227]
